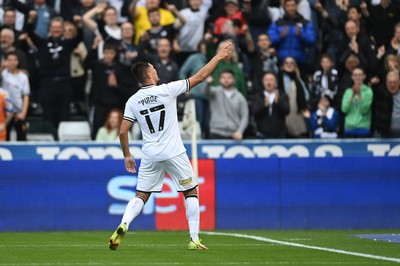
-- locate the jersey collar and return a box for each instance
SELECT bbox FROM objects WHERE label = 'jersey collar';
[141,84,156,89]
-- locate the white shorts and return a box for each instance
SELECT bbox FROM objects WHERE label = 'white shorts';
[137,152,198,192]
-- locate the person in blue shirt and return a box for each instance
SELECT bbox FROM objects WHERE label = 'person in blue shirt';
[304,94,339,138]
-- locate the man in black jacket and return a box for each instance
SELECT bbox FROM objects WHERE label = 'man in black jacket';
[251,72,290,139]
[373,71,400,138]
[27,12,83,129]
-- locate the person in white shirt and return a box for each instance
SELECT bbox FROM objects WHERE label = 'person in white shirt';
[2,52,30,140]
[108,41,232,251]
[174,0,212,66]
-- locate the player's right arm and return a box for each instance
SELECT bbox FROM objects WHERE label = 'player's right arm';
[188,42,232,89]
[119,119,137,173]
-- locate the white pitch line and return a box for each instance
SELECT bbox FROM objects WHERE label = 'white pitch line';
[203,231,400,264]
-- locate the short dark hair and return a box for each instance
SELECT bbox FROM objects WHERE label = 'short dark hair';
[262,71,277,80]
[131,61,151,84]
[147,8,160,15]
[103,42,117,52]
[220,69,235,78]
[5,51,19,60]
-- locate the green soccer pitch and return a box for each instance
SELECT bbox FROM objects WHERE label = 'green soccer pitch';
[1,230,399,265]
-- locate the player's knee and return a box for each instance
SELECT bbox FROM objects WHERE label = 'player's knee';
[183,186,198,199]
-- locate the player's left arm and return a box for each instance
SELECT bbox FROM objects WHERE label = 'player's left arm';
[119,119,137,173]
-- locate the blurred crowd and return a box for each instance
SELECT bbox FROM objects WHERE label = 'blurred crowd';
[0,0,399,141]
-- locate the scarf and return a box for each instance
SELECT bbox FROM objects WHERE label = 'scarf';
[279,71,308,111]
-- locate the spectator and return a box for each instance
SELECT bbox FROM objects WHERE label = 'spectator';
[152,37,179,84]
[347,5,370,42]
[242,0,271,43]
[207,39,247,98]
[2,52,30,141]
[0,28,29,71]
[386,22,400,56]
[213,0,247,38]
[226,18,255,77]
[83,2,121,51]
[0,87,13,141]
[95,108,132,141]
[126,0,175,44]
[314,0,348,60]
[304,94,339,138]
[71,0,97,50]
[366,0,400,47]
[63,20,88,116]
[337,53,360,104]
[1,9,23,42]
[277,56,310,138]
[116,21,140,110]
[373,71,400,138]
[10,0,56,39]
[174,0,212,66]
[26,13,83,129]
[268,0,316,73]
[385,54,400,74]
[49,0,82,21]
[336,53,360,135]
[374,52,400,83]
[206,69,249,140]
[179,40,209,137]
[137,6,184,57]
[249,33,279,91]
[310,53,339,110]
[341,67,373,138]
[338,20,377,77]
[107,0,129,23]
[85,40,120,139]
[251,71,290,139]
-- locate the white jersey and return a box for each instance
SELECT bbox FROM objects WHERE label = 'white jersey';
[124,79,190,162]
[1,69,30,112]
[177,1,212,52]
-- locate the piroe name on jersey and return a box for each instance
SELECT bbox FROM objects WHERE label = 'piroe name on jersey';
[138,96,158,106]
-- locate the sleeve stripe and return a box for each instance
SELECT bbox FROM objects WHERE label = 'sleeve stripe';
[123,116,135,123]
[185,79,190,92]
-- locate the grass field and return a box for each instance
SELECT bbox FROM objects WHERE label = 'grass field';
[1,229,399,265]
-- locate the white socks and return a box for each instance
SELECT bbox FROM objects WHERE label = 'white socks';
[121,196,199,240]
[185,196,200,242]
[121,197,145,229]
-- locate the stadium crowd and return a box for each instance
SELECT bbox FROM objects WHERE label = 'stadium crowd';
[0,0,399,141]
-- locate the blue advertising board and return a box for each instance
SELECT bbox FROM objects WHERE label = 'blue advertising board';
[2,139,400,160]
[216,157,400,229]
[1,141,400,231]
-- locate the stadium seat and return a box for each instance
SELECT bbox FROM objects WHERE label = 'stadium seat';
[179,121,202,140]
[26,120,57,141]
[58,121,92,141]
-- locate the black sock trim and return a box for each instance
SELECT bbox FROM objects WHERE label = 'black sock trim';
[185,194,198,199]
[135,196,146,204]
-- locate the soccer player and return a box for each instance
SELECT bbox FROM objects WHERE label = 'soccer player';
[108,42,232,251]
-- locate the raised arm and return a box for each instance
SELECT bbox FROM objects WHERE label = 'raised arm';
[188,42,232,89]
[165,3,186,30]
[128,0,140,19]
[83,3,108,31]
